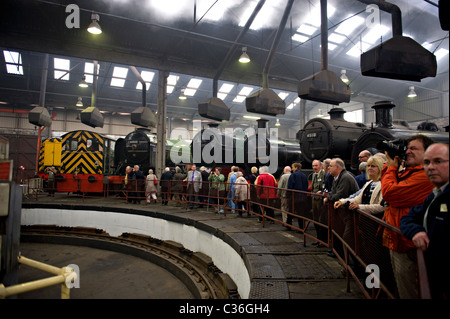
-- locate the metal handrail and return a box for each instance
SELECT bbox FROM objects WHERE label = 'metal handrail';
[0,255,77,299]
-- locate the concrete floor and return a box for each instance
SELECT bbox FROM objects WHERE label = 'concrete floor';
[21,195,366,300]
[17,242,194,299]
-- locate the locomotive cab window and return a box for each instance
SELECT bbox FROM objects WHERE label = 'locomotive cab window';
[86,138,99,151]
[69,140,78,151]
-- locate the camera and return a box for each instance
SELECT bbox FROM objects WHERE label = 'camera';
[376,139,407,160]
[343,201,351,209]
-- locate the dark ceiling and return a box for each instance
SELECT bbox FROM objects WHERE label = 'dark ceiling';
[0,0,448,127]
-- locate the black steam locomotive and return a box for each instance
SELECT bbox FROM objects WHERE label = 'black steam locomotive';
[191,120,301,178]
[114,128,190,175]
[298,108,367,168]
[298,102,449,171]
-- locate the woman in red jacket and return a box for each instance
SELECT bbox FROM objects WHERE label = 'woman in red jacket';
[255,166,278,222]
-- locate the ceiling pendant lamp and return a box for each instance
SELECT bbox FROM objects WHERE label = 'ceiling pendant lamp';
[239,47,250,63]
[87,13,102,35]
[408,86,417,98]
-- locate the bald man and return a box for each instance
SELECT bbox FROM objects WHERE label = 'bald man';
[401,143,449,299]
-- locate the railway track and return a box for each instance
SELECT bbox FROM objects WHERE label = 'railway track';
[20,225,240,299]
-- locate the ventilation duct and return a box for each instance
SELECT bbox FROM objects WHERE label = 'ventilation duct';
[246,0,293,116]
[28,106,52,127]
[297,0,350,104]
[359,0,437,81]
[198,97,230,121]
[129,66,157,127]
[81,106,104,128]
[201,1,266,122]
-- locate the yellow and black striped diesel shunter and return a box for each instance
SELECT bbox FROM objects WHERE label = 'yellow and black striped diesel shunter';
[38,130,115,193]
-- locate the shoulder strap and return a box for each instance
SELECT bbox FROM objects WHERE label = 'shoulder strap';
[397,168,424,183]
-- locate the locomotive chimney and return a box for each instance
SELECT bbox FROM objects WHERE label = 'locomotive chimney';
[372,101,395,128]
[328,108,346,120]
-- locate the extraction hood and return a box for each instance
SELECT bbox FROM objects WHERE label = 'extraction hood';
[361,36,437,81]
[246,88,285,115]
[198,97,230,122]
[359,0,437,81]
[80,106,104,128]
[28,106,52,127]
[297,0,351,105]
[298,70,351,105]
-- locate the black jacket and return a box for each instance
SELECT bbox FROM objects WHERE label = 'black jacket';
[160,171,173,188]
[401,183,449,260]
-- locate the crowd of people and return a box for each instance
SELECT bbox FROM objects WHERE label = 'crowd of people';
[122,134,448,299]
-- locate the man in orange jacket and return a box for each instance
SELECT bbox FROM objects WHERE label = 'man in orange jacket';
[380,134,435,299]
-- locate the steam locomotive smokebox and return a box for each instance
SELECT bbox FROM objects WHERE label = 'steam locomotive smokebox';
[28,106,52,127]
[131,107,156,127]
[361,36,437,81]
[297,70,350,105]
[81,106,104,128]
[198,97,230,121]
[245,88,285,116]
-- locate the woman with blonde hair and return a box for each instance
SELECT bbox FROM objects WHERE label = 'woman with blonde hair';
[334,155,385,215]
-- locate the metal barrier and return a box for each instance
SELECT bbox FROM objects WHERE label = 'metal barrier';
[22,176,432,299]
[0,255,77,299]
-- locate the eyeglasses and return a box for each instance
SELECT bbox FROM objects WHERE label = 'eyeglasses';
[358,155,368,159]
[424,159,449,166]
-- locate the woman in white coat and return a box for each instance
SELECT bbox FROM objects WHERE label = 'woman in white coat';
[234,171,250,217]
[145,169,158,203]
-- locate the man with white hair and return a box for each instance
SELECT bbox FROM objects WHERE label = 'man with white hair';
[277,166,292,223]
[324,158,359,258]
[160,167,173,205]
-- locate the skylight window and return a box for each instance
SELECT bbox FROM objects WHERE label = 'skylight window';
[84,62,100,83]
[305,4,335,27]
[435,48,449,61]
[328,43,337,50]
[184,78,203,96]
[361,25,390,44]
[136,70,155,90]
[277,92,289,100]
[292,33,309,43]
[3,50,24,75]
[287,97,300,109]
[54,58,70,80]
[239,2,278,30]
[328,33,346,44]
[110,66,128,87]
[197,0,228,22]
[218,83,234,100]
[334,15,364,35]
[346,42,371,57]
[233,86,254,103]
[297,24,317,36]
[167,75,179,93]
